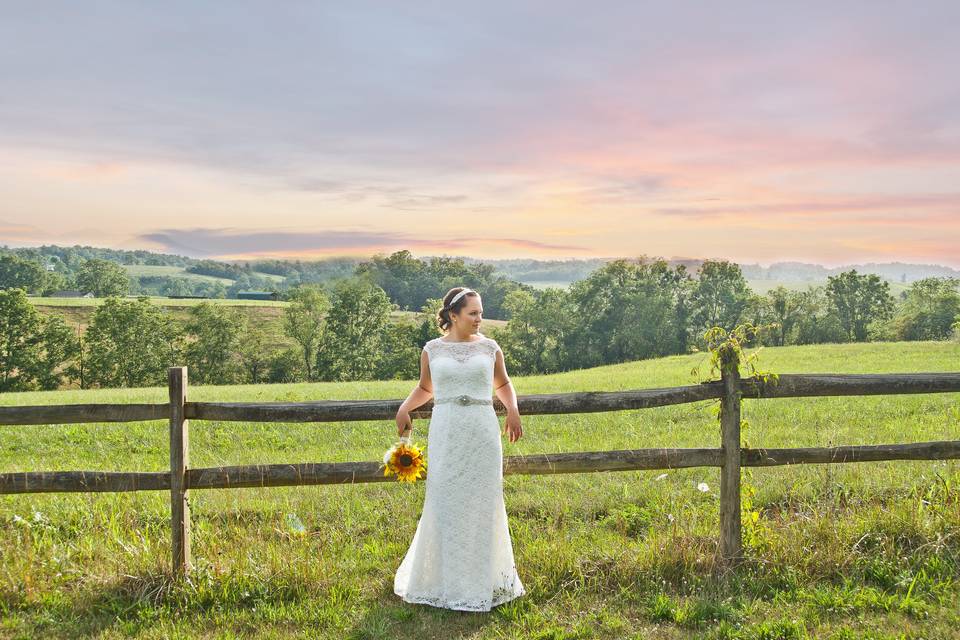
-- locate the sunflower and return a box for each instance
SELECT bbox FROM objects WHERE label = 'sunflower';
[381,438,427,483]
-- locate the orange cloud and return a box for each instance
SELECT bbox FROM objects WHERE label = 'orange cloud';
[37,161,129,181]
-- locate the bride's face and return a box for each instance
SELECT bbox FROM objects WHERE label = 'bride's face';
[451,296,483,332]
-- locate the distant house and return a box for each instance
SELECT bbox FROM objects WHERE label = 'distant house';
[51,290,94,298]
[236,290,279,301]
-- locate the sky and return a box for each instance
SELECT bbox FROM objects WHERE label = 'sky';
[2,2,959,267]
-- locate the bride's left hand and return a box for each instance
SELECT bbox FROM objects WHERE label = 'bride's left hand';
[502,413,523,443]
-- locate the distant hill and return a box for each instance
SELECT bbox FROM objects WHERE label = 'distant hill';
[4,243,958,293]
[473,257,960,288]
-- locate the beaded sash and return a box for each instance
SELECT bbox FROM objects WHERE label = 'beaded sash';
[434,394,493,406]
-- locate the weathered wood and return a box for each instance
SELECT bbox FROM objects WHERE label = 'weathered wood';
[3,440,958,494]
[0,403,168,425]
[741,373,960,398]
[185,383,726,422]
[741,440,960,465]
[501,448,724,474]
[169,367,192,577]
[0,471,170,494]
[185,448,727,488]
[0,372,956,427]
[719,364,743,565]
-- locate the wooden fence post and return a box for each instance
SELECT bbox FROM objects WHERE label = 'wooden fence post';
[719,362,743,565]
[169,366,192,577]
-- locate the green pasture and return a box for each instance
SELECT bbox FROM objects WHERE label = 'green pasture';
[1,341,959,638]
[27,296,289,308]
[121,264,286,284]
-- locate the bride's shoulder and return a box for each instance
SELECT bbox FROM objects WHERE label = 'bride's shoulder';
[479,334,502,352]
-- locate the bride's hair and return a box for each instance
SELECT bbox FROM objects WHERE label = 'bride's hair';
[436,287,479,333]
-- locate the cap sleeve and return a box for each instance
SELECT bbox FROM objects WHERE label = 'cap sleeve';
[488,337,502,356]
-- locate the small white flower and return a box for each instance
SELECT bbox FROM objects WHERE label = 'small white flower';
[12,514,28,526]
[33,511,45,522]
[697,482,710,492]
[654,473,668,481]
[666,513,675,523]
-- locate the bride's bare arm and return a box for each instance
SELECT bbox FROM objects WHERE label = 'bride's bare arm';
[396,350,433,435]
[493,349,522,442]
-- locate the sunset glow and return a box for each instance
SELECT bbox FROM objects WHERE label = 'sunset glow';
[2,3,958,267]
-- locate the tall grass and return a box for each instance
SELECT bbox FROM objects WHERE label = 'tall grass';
[1,341,958,639]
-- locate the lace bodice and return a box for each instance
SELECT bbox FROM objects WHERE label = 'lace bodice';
[423,335,501,401]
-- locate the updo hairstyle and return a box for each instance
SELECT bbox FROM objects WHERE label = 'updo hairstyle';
[436,287,480,333]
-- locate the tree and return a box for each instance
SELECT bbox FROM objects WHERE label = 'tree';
[0,255,47,294]
[353,249,528,320]
[760,286,806,346]
[315,279,396,381]
[28,314,80,390]
[0,288,78,391]
[40,270,68,296]
[76,258,130,297]
[183,302,244,384]
[495,287,576,374]
[283,285,330,381]
[355,249,427,310]
[690,260,752,338]
[888,277,960,341]
[160,278,193,297]
[237,318,271,383]
[792,285,848,345]
[412,297,445,347]
[0,288,43,391]
[565,258,692,369]
[267,347,304,383]
[84,296,183,388]
[825,270,895,341]
[376,321,422,380]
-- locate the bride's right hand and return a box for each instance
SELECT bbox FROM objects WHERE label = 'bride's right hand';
[396,410,412,437]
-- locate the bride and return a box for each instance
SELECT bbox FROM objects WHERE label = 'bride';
[392,287,526,612]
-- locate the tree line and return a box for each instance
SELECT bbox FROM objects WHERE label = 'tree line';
[0,248,528,312]
[494,258,960,374]
[1,258,958,392]
[0,278,430,391]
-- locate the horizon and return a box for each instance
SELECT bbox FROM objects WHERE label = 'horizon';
[5,241,959,274]
[2,4,959,268]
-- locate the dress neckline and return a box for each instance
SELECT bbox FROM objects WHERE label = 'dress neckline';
[439,335,485,344]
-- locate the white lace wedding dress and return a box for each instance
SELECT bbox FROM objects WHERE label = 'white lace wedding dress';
[393,333,526,612]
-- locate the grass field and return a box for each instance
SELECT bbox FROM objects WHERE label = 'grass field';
[121,265,286,284]
[1,341,959,638]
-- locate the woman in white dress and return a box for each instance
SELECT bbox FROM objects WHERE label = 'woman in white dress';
[393,287,526,612]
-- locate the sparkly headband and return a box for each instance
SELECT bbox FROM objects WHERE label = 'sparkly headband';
[446,288,474,308]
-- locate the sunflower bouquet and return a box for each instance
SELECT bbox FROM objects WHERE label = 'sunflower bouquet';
[381,434,427,483]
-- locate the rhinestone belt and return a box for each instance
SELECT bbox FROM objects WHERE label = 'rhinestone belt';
[434,394,493,406]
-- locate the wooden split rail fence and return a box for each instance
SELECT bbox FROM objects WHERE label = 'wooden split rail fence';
[2,366,959,576]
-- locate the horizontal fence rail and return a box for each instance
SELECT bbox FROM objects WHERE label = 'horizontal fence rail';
[0,403,168,425]
[4,440,960,495]
[3,373,959,426]
[1,367,958,576]
[741,372,960,398]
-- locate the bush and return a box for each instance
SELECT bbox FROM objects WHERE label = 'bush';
[267,347,305,383]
